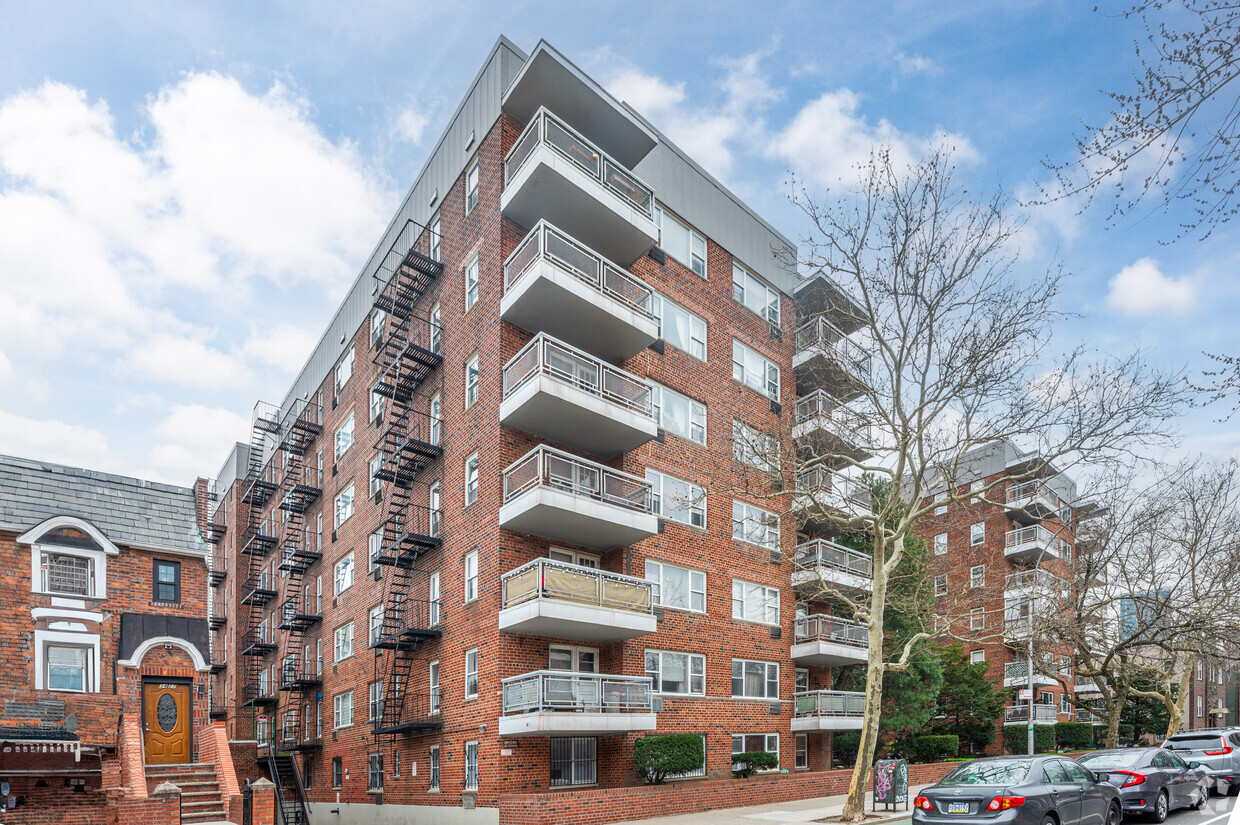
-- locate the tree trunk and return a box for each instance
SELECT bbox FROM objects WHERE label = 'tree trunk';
[1163,667,1193,739]
[1104,691,1124,749]
[842,567,887,821]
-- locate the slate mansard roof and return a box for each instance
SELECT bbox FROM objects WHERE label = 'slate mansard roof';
[0,453,208,556]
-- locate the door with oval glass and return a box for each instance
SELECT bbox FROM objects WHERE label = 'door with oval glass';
[143,680,192,764]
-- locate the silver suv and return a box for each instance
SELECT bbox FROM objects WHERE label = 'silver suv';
[1163,729,1240,795]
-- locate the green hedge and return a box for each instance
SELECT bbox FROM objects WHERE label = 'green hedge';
[1094,724,1135,747]
[635,733,706,784]
[911,735,959,762]
[832,731,861,766]
[1055,722,1094,750]
[1002,724,1056,753]
[731,750,779,778]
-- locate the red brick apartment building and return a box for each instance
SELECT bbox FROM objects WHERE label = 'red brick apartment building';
[204,37,882,825]
[0,454,229,824]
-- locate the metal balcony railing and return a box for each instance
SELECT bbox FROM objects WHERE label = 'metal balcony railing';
[795,317,871,379]
[1006,480,1062,513]
[794,690,866,718]
[1004,661,1059,682]
[794,614,869,647]
[794,391,870,444]
[505,220,654,317]
[1075,708,1103,723]
[1004,704,1060,723]
[1005,524,1058,553]
[502,557,655,615]
[794,539,874,579]
[504,108,655,218]
[1004,569,1064,592]
[501,671,653,715]
[503,445,653,514]
[503,333,654,417]
[796,467,873,508]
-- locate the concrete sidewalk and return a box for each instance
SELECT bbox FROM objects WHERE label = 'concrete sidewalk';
[608,784,930,825]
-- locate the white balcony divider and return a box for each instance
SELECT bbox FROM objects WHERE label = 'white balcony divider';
[503,445,653,513]
[502,558,654,615]
[795,317,871,379]
[503,333,653,417]
[501,671,653,715]
[795,539,874,579]
[794,690,867,718]
[794,614,869,647]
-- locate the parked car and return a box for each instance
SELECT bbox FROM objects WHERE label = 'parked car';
[913,755,1121,825]
[1162,729,1240,796]
[1076,748,1208,821]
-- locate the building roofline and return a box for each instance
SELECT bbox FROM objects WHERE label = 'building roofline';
[0,453,194,497]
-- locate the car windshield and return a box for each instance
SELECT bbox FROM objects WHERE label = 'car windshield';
[940,760,1032,786]
[1078,752,1144,769]
[1165,736,1223,751]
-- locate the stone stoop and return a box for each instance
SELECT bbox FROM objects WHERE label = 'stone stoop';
[144,762,228,823]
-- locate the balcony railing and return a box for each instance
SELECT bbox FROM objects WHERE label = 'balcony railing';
[1075,708,1103,723]
[501,671,653,715]
[1005,524,1059,556]
[795,539,874,579]
[502,558,654,615]
[503,445,653,513]
[1004,569,1065,592]
[1004,705,1060,724]
[1006,480,1062,513]
[503,333,653,417]
[794,690,867,719]
[505,221,654,318]
[794,391,871,445]
[795,317,871,380]
[505,109,655,218]
[794,614,869,647]
[796,467,873,506]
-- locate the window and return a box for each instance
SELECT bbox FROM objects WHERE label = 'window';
[332,757,343,789]
[934,533,947,556]
[970,649,985,665]
[46,645,88,692]
[429,482,442,537]
[1039,690,1055,706]
[368,753,383,791]
[334,484,355,529]
[465,160,479,214]
[464,741,479,790]
[429,746,440,790]
[795,733,808,769]
[465,649,478,698]
[934,492,947,516]
[732,659,779,699]
[646,469,705,527]
[464,550,478,602]
[549,645,598,673]
[732,263,779,325]
[335,412,355,459]
[732,340,780,400]
[316,513,323,552]
[732,580,780,624]
[465,453,479,505]
[369,454,383,496]
[732,734,779,769]
[465,355,480,407]
[333,690,353,729]
[1060,540,1071,560]
[430,217,441,262]
[369,530,383,573]
[645,560,706,613]
[970,607,985,631]
[334,552,354,595]
[648,381,706,444]
[1061,694,1072,714]
[430,303,442,355]
[732,420,778,471]
[465,256,479,310]
[334,622,354,662]
[655,206,707,277]
[970,565,986,588]
[316,639,322,675]
[970,522,985,546]
[644,650,705,695]
[369,605,383,647]
[335,345,354,393]
[370,383,384,422]
[934,574,948,597]
[651,294,707,360]
[550,737,597,787]
[153,560,180,603]
[639,734,706,779]
[40,551,94,596]
[370,308,385,346]
[1197,695,1204,717]
[429,661,440,713]
[429,572,441,626]
[1198,661,1204,680]
[429,394,441,445]
[369,681,384,721]
[732,500,779,550]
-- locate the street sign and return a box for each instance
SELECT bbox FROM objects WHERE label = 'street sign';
[1018,689,1032,700]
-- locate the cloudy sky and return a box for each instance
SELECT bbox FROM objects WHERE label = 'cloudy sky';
[1,1,1235,485]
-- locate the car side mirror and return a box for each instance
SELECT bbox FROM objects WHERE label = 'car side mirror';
[1188,761,1201,770]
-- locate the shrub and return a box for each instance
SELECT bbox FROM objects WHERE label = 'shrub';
[634,734,706,785]
[832,731,861,766]
[1055,722,1094,750]
[731,751,779,778]
[911,735,959,762]
[1002,724,1056,754]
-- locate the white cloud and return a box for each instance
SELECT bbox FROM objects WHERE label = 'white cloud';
[391,98,431,145]
[893,52,941,76]
[150,404,249,481]
[242,322,319,372]
[0,409,115,470]
[0,351,11,380]
[1106,257,1198,317]
[129,333,252,388]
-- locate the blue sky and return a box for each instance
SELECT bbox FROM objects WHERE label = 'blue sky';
[0,0,1235,484]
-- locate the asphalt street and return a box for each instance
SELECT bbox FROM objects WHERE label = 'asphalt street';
[1175,791,1237,825]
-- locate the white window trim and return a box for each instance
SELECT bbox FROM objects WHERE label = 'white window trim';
[465,256,480,311]
[334,690,354,729]
[335,484,356,529]
[648,380,706,445]
[335,345,355,394]
[732,658,780,700]
[732,263,780,325]
[646,468,706,528]
[645,559,707,614]
[644,649,706,696]
[651,293,707,361]
[732,339,780,401]
[464,550,478,602]
[970,522,985,546]
[35,630,100,692]
[334,622,354,662]
[731,579,780,625]
[465,648,479,699]
[334,552,355,595]
[732,499,779,551]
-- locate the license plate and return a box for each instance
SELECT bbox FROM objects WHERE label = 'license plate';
[948,802,970,814]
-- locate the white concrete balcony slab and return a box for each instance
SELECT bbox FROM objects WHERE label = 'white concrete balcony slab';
[499,670,656,737]
[502,221,658,361]
[499,558,657,642]
[793,390,872,461]
[500,445,658,550]
[1006,480,1065,525]
[792,690,866,731]
[792,539,874,597]
[1005,524,1060,563]
[503,108,658,266]
[791,614,869,666]
[501,333,656,458]
[794,317,871,400]
[1003,660,1060,688]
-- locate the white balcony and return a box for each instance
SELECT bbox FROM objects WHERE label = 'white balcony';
[792,539,874,596]
[791,614,869,666]
[794,317,871,400]
[793,391,872,461]
[792,690,866,732]
[1003,614,1036,645]
[793,467,873,527]
[1003,661,1060,688]
[503,108,658,266]
[1006,480,1064,525]
[502,221,658,362]
[501,333,657,458]
[1075,675,1105,694]
[1003,704,1060,725]
[1004,524,1060,563]
[499,558,657,642]
[1075,708,1106,724]
[500,445,658,550]
[499,671,656,737]
[1004,568,1066,596]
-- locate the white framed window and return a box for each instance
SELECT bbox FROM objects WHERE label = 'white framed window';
[429,216,441,261]
[369,530,383,573]
[732,420,778,471]
[465,649,479,698]
[795,733,808,769]
[429,482,441,538]
[429,572,441,625]
[334,552,354,595]
[644,650,705,695]
[39,551,96,597]
[429,393,442,445]
[732,500,779,550]
[369,681,384,721]
[970,522,985,546]
[334,622,354,662]
[316,638,322,675]
[1060,540,1071,560]
[732,659,779,699]
[970,565,985,588]
[429,660,440,713]
[934,533,947,556]
[368,753,383,791]
[646,468,705,527]
[464,550,478,602]
[732,580,780,624]
[334,483,355,528]
[465,453,479,505]
[370,383,384,422]
[645,560,706,613]
[429,745,440,790]
[732,733,779,769]
[465,355,480,408]
[1060,694,1072,714]
[430,303,442,355]
[648,381,706,445]
[1198,661,1204,680]
[1196,695,1204,717]
[732,263,779,325]
[969,607,985,631]
[934,574,948,597]
[934,492,947,516]
[465,256,479,310]
[370,308,385,346]
[464,740,479,790]
[970,649,986,664]
[549,644,598,673]
[335,345,354,393]
[732,339,780,400]
[369,454,383,496]
[549,736,597,787]
[46,645,89,692]
[548,548,599,567]
[335,412,355,459]
[465,159,479,214]
[651,293,707,360]
[316,513,323,552]
[368,605,383,647]
[655,206,707,277]
[333,690,353,729]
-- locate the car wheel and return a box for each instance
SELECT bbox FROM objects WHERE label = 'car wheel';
[1041,815,1057,825]
[1148,791,1168,823]
[1194,781,1208,809]
[1106,802,1121,825]
[1229,780,1240,797]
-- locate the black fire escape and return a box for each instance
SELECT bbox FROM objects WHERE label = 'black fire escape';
[239,402,281,714]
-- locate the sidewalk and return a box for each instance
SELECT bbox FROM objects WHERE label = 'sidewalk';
[607,784,930,825]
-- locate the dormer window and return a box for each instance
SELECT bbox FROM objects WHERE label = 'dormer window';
[41,552,95,597]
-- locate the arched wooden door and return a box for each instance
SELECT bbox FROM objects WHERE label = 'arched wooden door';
[143,681,192,764]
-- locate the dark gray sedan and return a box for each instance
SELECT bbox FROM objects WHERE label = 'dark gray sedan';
[913,756,1121,825]
[1077,748,1208,821]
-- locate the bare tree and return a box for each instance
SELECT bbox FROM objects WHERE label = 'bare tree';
[782,146,1187,821]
